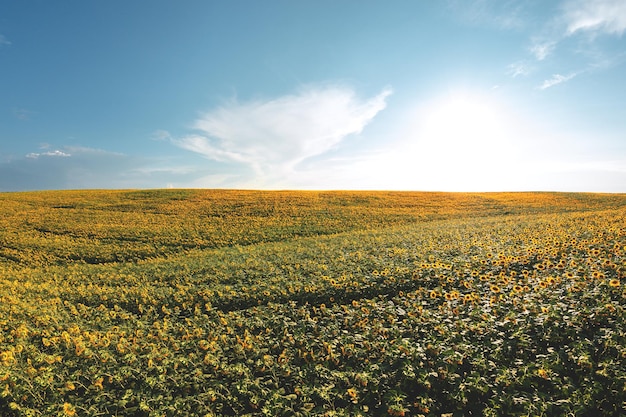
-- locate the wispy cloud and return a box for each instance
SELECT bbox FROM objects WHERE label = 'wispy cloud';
[562,0,626,36]
[530,40,556,60]
[508,61,533,77]
[173,85,392,185]
[505,0,626,86]
[535,0,626,44]
[26,150,71,159]
[539,73,577,89]
[0,146,208,191]
[448,0,529,30]
[0,34,10,47]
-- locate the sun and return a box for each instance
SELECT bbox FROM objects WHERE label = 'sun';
[399,90,519,190]
[419,92,511,161]
[327,89,525,191]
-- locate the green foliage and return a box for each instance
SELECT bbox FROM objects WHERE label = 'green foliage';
[0,190,625,416]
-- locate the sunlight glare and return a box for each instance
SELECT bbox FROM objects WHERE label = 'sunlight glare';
[420,93,511,162]
[397,91,519,190]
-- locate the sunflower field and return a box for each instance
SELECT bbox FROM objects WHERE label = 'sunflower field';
[0,190,625,416]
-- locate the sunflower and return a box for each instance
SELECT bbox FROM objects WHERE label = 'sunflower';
[490,285,501,293]
[347,387,358,402]
[63,403,76,417]
[609,279,620,287]
[93,377,104,390]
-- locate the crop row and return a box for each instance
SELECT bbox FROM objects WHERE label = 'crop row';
[2,190,624,267]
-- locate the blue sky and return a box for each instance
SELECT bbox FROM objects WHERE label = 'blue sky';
[1,0,625,192]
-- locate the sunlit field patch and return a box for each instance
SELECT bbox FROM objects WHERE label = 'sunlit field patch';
[0,190,625,416]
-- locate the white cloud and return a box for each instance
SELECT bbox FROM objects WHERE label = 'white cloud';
[539,73,577,89]
[175,134,252,164]
[0,34,10,47]
[26,150,72,159]
[508,61,533,77]
[507,0,626,83]
[562,0,626,36]
[530,41,556,60]
[173,85,392,184]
